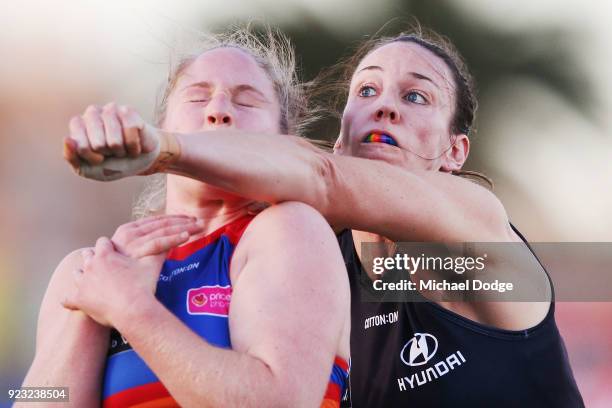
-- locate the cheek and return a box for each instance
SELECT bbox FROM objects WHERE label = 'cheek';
[237,107,281,133]
[414,111,450,148]
[339,104,361,142]
[164,104,205,132]
[342,100,361,127]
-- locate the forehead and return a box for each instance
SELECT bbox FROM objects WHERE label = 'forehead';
[176,47,276,95]
[355,41,455,92]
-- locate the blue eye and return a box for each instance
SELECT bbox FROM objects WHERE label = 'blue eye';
[359,86,377,97]
[405,91,427,104]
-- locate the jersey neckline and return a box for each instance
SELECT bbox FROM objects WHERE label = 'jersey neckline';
[167,214,254,261]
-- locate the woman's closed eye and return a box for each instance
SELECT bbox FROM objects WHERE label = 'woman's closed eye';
[185,92,210,104]
[233,90,266,108]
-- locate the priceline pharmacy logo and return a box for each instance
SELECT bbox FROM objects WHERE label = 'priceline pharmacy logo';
[398,333,467,391]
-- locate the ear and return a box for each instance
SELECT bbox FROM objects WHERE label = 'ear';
[440,133,469,172]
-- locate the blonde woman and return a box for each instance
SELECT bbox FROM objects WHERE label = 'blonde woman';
[23,29,350,407]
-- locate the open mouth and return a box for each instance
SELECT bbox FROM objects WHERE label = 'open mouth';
[362,131,398,147]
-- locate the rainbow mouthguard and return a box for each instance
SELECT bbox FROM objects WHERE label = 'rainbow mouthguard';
[363,132,398,146]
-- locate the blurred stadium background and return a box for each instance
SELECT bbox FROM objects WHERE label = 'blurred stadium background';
[0,0,610,406]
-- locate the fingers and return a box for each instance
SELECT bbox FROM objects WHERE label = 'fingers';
[133,217,202,237]
[66,103,147,168]
[112,215,202,257]
[118,106,145,157]
[113,215,196,246]
[131,232,190,258]
[95,236,115,256]
[102,103,126,158]
[81,248,94,266]
[129,214,195,229]
[63,137,80,169]
[131,219,203,257]
[83,105,111,156]
[68,115,105,165]
[132,224,199,254]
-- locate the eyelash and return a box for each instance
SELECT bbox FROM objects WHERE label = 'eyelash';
[187,99,254,108]
[357,84,429,105]
[404,91,428,105]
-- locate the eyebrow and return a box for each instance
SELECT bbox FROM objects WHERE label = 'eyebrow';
[181,81,269,101]
[357,65,383,73]
[410,72,440,89]
[357,66,440,89]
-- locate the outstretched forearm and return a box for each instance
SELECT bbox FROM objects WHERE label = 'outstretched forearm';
[167,131,507,241]
[67,111,510,241]
[169,131,334,212]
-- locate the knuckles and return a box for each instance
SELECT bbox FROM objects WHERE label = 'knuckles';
[84,104,101,115]
[69,115,84,130]
[76,145,90,155]
[102,102,118,113]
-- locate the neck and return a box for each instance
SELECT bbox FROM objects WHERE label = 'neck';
[166,175,254,237]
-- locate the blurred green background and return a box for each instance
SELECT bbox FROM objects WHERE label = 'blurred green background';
[0,0,610,406]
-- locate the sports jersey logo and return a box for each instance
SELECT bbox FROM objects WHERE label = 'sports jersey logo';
[187,285,232,317]
[400,333,438,366]
[192,293,208,306]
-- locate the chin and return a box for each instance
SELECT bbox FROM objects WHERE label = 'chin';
[355,143,403,165]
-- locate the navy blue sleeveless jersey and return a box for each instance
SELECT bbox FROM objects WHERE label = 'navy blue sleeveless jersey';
[102,215,348,407]
[338,227,584,408]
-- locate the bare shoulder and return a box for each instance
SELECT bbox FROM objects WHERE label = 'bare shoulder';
[43,249,87,307]
[36,248,91,346]
[231,202,336,274]
[230,202,346,286]
[228,202,350,363]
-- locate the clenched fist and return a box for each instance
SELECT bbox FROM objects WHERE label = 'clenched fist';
[63,103,181,181]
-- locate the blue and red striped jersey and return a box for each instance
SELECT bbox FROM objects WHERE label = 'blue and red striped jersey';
[102,215,348,407]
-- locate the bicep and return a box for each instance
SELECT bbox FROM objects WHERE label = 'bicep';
[228,202,349,404]
[324,155,510,242]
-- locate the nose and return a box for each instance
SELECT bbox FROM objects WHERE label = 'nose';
[374,101,400,124]
[206,94,233,127]
[207,112,231,126]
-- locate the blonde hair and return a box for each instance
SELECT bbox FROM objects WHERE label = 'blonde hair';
[133,24,315,218]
